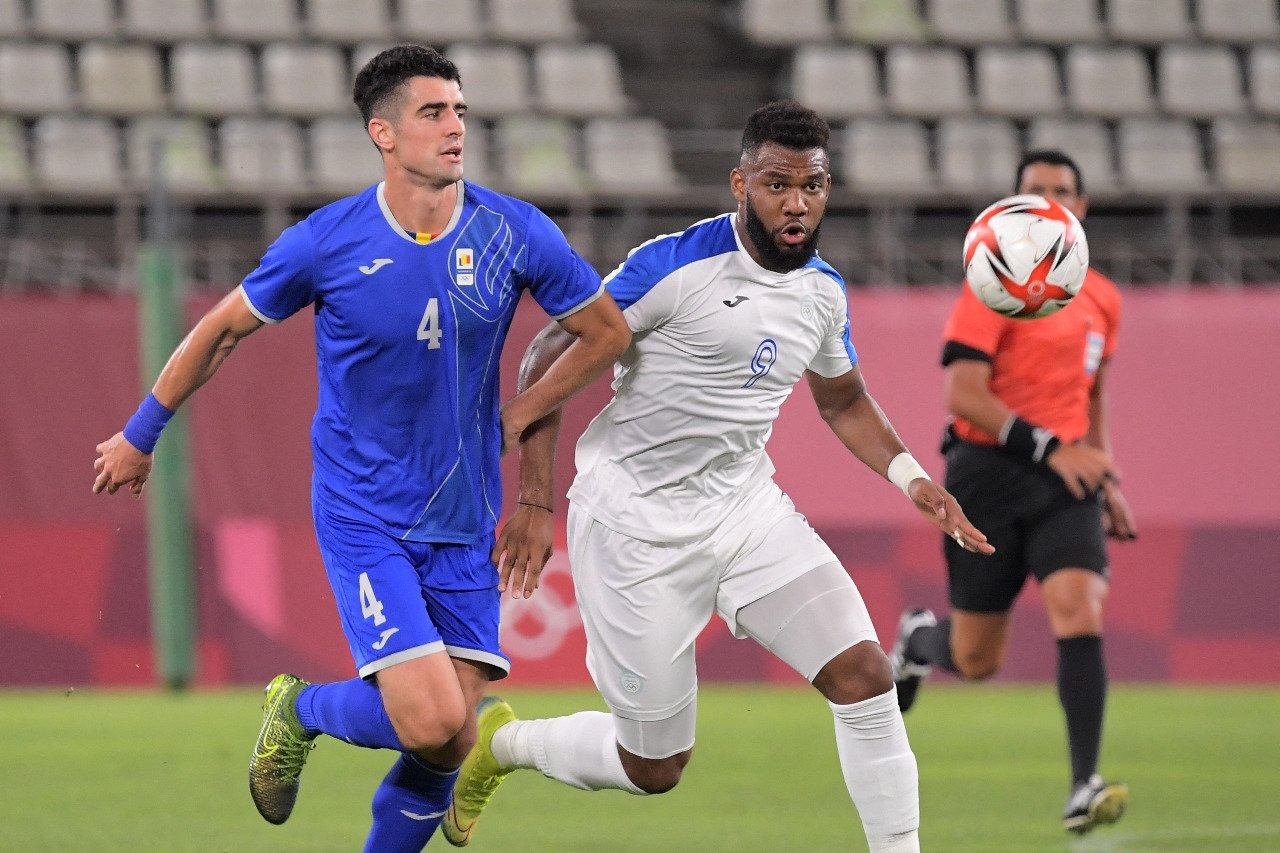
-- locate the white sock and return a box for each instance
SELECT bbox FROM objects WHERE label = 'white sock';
[491,711,645,794]
[830,688,921,853]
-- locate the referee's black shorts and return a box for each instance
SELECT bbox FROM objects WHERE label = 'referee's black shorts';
[943,438,1109,614]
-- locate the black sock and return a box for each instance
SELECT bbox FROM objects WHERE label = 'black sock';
[905,617,958,675]
[1057,634,1106,786]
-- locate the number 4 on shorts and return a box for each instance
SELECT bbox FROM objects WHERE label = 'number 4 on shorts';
[358,571,386,626]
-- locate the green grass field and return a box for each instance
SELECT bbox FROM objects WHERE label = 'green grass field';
[2,684,1276,851]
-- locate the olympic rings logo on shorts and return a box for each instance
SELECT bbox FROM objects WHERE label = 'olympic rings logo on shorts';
[499,552,581,660]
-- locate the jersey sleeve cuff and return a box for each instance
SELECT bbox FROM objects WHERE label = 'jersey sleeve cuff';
[550,281,606,321]
[239,286,281,324]
[941,340,992,367]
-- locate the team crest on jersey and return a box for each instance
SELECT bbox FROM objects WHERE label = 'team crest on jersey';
[455,247,475,286]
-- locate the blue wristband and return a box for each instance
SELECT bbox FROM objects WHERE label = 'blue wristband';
[122,393,175,454]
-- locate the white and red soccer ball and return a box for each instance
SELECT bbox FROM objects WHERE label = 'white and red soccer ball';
[962,194,1090,319]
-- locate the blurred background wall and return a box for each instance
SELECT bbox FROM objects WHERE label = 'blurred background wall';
[2,0,1278,687]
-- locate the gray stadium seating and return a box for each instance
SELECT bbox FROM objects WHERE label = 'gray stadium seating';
[834,0,928,44]
[1158,45,1246,119]
[78,42,167,117]
[790,46,883,120]
[261,43,350,118]
[1212,118,1280,194]
[304,0,393,45]
[495,115,587,197]
[171,43,258,117]
[1108,0,1193,44]
[937,117,1022,195]
[930,0,1015,46]
[211,0,300,42]
[741,0,831,46]
[1117,118,1210,193]
[841,119,935,196]
[487,0,582,44]
[1015,0,1104,44]
[33,115,123,194]
[397,0,485,44]
[886,46,973,117]
[446,44,532,117]
[975,46,1063,117]
[584,117,679,195]
[1066,46,1155,118]
[125,117,219,194]
[0,42,74,115]
[1197,0,1280,43]
[30,0,114,41]
[218,118,307,194]
[120,0,209,42]
[534,44,631,118]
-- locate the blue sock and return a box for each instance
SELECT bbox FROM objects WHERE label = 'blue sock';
[294,678,405,750]
[364,753,458,853]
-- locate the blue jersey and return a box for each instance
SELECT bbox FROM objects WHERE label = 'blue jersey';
[241,181,603,544]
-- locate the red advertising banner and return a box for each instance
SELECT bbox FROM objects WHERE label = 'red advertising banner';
[2,289,1278,686]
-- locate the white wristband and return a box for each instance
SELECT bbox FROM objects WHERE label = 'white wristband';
[887,452,931,497]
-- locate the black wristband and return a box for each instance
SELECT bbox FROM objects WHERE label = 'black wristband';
[999,416,1061,464]
[518,500,553,513]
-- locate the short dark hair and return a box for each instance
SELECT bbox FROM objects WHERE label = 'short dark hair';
[741,100,830,158]
[353,44,461,125]
[1015,149,1085,196]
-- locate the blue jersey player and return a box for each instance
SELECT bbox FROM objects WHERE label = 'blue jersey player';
[93,45,630,851]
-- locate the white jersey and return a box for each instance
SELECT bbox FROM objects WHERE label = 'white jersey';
[567,212,858,544]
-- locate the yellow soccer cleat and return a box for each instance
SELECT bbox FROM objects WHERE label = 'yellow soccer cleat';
[249,673,316,825]
[1063,775,1130,834]
[442,696,517,846]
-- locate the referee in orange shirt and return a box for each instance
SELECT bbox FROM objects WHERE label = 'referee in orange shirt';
[890,151,1138,835]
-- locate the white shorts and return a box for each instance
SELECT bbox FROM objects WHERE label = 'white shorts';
[567,480,877,757]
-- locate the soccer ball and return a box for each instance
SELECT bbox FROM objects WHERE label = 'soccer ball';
[962,194,1089,319]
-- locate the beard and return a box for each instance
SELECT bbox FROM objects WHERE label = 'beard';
[743,194,822,273]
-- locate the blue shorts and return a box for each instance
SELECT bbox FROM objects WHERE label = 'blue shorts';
[312,497,510,680]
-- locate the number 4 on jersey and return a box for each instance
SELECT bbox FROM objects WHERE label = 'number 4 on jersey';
[358,571,387,626]
[416,298,442,349]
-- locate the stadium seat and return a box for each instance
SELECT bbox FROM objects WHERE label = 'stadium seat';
[975,46,1063,117]
[1211,118,1280,194]
[171,43,257,117]
[261,43,350,118]
[33,115,123,194]
[445,45,531,117]
[309,117,386,196]
[1026,117,1120,199]
[0,117,31,192]
[937,117,1021,195]
[351,43,399,78]
[495,116,586,197]
[1107,0,1192,44]
[211,0,300,42]
[119,0,208,41]
[0,0,25,38]
[1015,0,1104,44]
[1117,118,1209,194]
[790,45,882,120]
[0,42,74,115]
[1065,46,1155,118]
[219,118,308,193]
[1197,0,1280,43]
[487,0,582,44]
[1249,46,1280,117]
[534,44,630,118]
[304,0,392,44]
[840,119,935,195]
[78,43,166,117]
[834,0,928,44]
[740,0,831,46]
[457,119,495,188]
[929,0,1015,46]
[886,46,973,117]
[1158,45,1245,119]
[29,0,115,40]
[126,117,219,194]
[397,0,485,44]
[584,117,679,195]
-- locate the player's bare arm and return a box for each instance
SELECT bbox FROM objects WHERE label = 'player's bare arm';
[809,366,993,554]
[492,305,628,598]
[1085,360,1137,540]
[93,287,264,496]
[945,357,1115,500]
[497,295,628,454]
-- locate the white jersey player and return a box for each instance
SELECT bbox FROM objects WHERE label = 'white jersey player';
[443,101,993,853]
